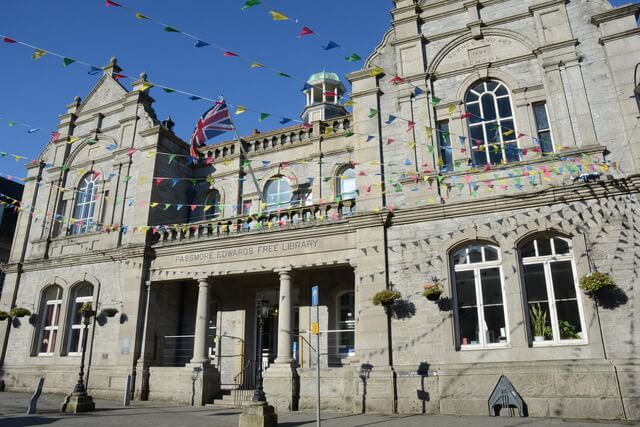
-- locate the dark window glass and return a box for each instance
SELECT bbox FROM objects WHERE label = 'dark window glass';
[456,270,477,307]
[481,94,497,121]
[436,121,453,171]
[537,238,552,256]
[523,264,548,303]
[554,238,570,255]
[521,240,536,258]
[497,98,512,117]
[481,268,503,305]
[551,261,576,300]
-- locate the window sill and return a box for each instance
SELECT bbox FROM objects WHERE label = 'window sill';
[531,339,588,348]
[35,353,53,357]
[460,343,510,351]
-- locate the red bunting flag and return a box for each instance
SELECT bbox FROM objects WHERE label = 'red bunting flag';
[224,51,239,57]
[105,0,122,6]
[387,138,394,145]
[127,148,138,156]
[154,178,165,185]
[298,26,314,37]
[3,37,16,44]
[460,112,472,119]
[112,73,127,80]
[407,121,416,132]
[389,76,404,85]
[48,131,61,144]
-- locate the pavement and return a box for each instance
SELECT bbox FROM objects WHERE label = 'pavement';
[0,392,637,427]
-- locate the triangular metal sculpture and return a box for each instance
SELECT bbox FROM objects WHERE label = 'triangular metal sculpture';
[488,375,527,417]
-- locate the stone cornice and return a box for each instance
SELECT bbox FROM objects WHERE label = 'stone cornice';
[349,88,382,100]
[347,69,385,83]
[19,244,150,272]
[391,34,424,47]
[528,0,567,13]
[598,28,640,46]
[391,174,640,226]
[591,4,640,26]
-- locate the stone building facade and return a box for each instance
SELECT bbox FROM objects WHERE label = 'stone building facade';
[1,0,639,420]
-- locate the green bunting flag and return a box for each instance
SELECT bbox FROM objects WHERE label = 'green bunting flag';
[162,87,175,93]
[345,53,362,62]
[278,73,291,78]
[62,57,75,67]
[431,96,441,106]
[241,0,261,10]
[259,113,270,122]
[164,26,180,33]
[368,108,378,118]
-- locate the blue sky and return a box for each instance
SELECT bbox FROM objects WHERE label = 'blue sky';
[0,0,630,179]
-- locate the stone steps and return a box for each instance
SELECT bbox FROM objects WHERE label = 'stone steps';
[207,390,256,408]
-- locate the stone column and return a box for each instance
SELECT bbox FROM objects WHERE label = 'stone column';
[190,277,211,365]
[275,269,293,365]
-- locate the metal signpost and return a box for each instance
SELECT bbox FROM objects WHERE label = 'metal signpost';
[311,285,321,427]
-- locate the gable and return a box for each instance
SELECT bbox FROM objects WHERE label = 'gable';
[78,75,128,113]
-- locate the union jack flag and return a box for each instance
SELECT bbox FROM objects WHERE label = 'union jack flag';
[189,98,234,157]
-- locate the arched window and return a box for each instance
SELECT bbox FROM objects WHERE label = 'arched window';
[451,243,508,348]
[336,291,355,358]
[71,173,99,234]
[465,80,519,166]
[65,282,94,355]
[36,285,63,355]
[520,235,586,345]
[204,190,221,220]
[264,176,292,212]
[336,165,356,201]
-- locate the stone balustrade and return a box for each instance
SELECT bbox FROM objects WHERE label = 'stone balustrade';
[151,200,356,244]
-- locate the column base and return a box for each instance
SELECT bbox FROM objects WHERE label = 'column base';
[263,363,299,412]
[239,401,278,427]
[61,392,95,413]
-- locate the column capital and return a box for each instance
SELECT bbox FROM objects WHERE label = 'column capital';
[195,276,211,285]
[273,268,293,276]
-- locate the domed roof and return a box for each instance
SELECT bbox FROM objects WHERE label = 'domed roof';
[307,71,341,84]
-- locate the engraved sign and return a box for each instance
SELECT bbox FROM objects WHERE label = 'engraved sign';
[174,238,321,265]
[438,36,525,72]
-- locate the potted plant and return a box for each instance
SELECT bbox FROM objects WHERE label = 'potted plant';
[559,320,580,340]
[530,303,550,342]
[579,272,615,296]
[100,308,119,318]
[372,289,401,307]
[9,307,31,318]
[422,282,443,301]
[0,310,9,321]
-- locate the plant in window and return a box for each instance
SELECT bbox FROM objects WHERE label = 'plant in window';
[579,272,615,296]
[0,310,10,321]
[9,307,31,318]
[372,289,401,307]
[422,279,443,301]
[530,303,551,341]
[559,320,580,340]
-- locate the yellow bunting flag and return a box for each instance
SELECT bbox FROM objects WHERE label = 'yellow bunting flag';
[368,66,384,77]
[269,10,289,21]
[204,205,212,212]
[250,63,264,68]
[150,202,159,208]
[135,12,150,19]
[448,104,457,115]
[32,49,47,60]
[138,81,153,92]
[235,106,246,115]
[343,99,356,107]
[425,127,433,138]
[67,137,80,144]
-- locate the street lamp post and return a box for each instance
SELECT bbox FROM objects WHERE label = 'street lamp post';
[61,303,96,413]
[252,304,269,402]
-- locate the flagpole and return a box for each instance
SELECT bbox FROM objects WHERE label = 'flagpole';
[222,95,265,210]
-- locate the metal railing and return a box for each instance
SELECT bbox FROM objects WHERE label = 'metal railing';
[151,200,356,244]
[233,359,255,407]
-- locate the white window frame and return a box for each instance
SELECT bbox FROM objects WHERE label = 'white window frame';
[532,102,555,154]
[37,286,63,356]
[452,244,510,349]
[66,288,94,356]
[336,166,357,201]
[335,291,355,358]
[465,80,519,165]
[521,237,588,347]
[72,173,99,234]
[264,176,292,212]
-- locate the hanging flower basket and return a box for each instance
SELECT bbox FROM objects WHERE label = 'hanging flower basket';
[100,308,119,318]
[422,284,443,301]
[372,289,401,307]
[0,310,10,321]
[80,302,95,317]
[579,272,615,296]
[9,307,31,318]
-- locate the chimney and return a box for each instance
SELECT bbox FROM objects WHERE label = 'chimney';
[162,116,175,132]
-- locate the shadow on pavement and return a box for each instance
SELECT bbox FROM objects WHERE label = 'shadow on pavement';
[2,416,58,427]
